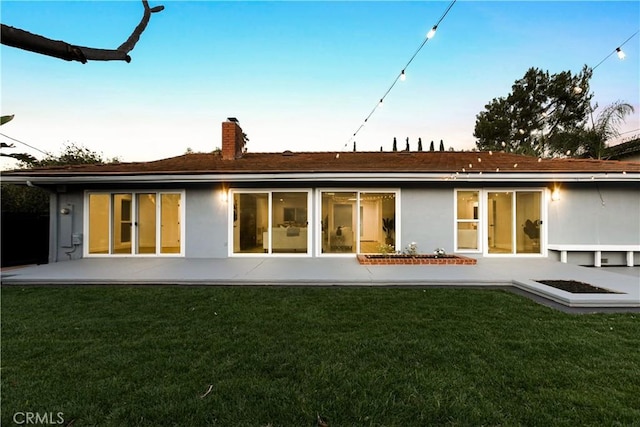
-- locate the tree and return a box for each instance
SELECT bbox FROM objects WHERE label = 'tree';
[1,1,164,63]
[2,143,110,214]
[392,137,397,152]
[586,101,635,159]
[474,66,593,157]
[30,143,107,167]
[417,138,423,151]
[0,115,38,164]
[439,140,445,151]
[548,101,635,159]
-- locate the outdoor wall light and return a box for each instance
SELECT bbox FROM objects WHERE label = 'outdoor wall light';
[551,188,561,202]
[60,208,71,215]
[220,189,229,203]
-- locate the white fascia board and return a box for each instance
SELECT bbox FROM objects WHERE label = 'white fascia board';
[2,172,638,185]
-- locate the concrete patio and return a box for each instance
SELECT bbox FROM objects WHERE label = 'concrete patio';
[1,257,638,311]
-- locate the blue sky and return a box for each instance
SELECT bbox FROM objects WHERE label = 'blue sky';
[1,1,639,167]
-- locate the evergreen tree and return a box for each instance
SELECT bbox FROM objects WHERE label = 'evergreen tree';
[392,137,397,151]
[417,138,423,151]
[474,66,593,156]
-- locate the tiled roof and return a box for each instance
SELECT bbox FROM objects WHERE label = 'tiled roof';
[603,138,640,160]
[4,151,640,176]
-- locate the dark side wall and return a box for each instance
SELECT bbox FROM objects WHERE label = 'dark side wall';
[1,211,49,267]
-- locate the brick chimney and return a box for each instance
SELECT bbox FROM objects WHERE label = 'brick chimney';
[221,117,246,160]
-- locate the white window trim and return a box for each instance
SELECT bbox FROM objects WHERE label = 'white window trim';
[316,188,401,257]
[481,187,547,258]
[83,190,186,257]
[453,189,482,253]
[228,189,313,257]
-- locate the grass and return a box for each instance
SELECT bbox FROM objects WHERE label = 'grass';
[1,286,639,426]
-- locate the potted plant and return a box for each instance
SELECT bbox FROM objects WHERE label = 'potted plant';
[382,217,395,246]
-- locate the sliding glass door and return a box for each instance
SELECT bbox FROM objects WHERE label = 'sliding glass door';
[136,193,156,254]
[232,190,310,255]
[486,190,542,255]
[87,191,183,256]
[320,190,397,254]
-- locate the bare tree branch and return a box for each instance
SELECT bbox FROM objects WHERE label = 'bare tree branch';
[0,0,164,64]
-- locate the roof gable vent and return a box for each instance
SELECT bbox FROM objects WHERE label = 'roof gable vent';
[282,150,294,156]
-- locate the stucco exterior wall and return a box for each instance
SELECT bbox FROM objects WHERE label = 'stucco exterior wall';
[51,191,84,262]
[185,186,228,258]
[48,183,637,264]
[547,182,640,266]
[400,187,454,254]
[547,183,640,246]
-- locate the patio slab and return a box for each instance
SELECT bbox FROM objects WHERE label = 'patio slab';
[1,257,638,309]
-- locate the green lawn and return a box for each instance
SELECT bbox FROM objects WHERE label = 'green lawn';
[1,286,639,426]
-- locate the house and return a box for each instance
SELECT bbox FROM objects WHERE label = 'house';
[603,137,640,162]
[3,118,640,267]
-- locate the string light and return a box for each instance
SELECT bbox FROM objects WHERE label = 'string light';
[592,30,638,71]
[343,0,457,150]
[0,132,50,156]
[426,25,437,39]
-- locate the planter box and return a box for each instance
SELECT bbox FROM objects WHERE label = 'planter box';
[356,254,477,265]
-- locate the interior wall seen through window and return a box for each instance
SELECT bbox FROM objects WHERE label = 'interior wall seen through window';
[88,194,109,254]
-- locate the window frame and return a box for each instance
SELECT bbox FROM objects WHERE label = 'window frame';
[481,187,547,257]
[454,189,482,253]
[84,190,185,257]
[316,188,401,257]
[228,189,313,257]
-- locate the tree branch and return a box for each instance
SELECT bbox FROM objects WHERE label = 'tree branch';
[0,0,164,64]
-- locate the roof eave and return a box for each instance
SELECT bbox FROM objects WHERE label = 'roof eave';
[2,171,638,185]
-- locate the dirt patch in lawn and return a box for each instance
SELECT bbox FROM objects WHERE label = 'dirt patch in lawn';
[536,280,622,294]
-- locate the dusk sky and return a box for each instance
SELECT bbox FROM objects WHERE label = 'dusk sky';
[1,1,638,168]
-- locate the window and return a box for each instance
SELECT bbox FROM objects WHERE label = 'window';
[321,190,397,254]
[161,193,182,254]
[86,191,183,256]
[113,194,132,253]
[455,190,480,252]
[88,194,109,254]
[486,190,542,255]
[232,190,310,255]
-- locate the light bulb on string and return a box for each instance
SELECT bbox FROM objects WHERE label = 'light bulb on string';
[341,0,457,151]
[616,47,626,60]
[426,25,437,39]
